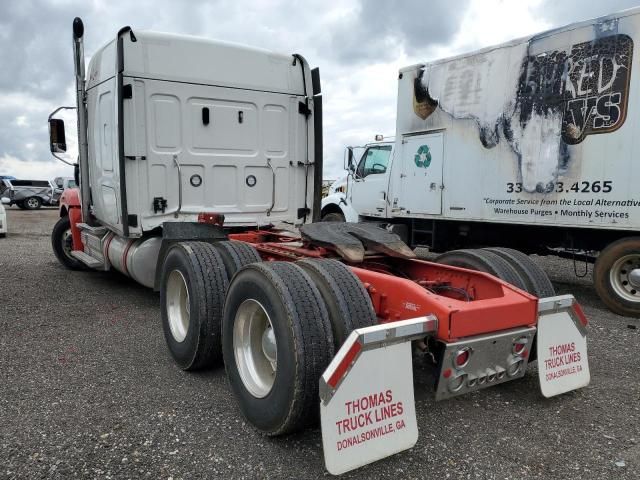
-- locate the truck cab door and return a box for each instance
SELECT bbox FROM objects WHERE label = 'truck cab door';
[349,144,392,218]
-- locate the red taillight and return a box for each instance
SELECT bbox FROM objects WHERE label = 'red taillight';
[197,212,225,226]
[453,348,470,368]
[513,338,527,355]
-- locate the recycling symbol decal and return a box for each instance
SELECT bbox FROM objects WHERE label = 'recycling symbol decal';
[414,144,431,168]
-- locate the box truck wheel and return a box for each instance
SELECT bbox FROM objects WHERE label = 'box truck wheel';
[321,212,345,222]
[222,262,334,435]
[51,216,86,270]
[160,242,229,370]
[297,258,377,348]
[213,241,261,278]
[435,249,528,291]
[594,237,640,317]
[484,248,555,298]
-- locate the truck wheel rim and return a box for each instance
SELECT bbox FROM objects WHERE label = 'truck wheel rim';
[610,254,640,303]
[166,270,190,342]
[27,198,38,208]
[61,229,74,260]
[233,299,277,398]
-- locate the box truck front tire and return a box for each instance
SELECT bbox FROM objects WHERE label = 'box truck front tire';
[222,262,334,435]
[321,212,345,222]
[594,237,640,317]
[160,242,229,370]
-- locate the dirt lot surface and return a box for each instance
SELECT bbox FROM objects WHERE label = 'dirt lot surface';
[1,207,639,479]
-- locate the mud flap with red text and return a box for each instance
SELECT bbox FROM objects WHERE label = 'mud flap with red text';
[319,317,437,476]
[537,295,590,397]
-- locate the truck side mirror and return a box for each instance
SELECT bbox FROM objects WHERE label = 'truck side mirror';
[346,147,355,172]
[49,119,67,153]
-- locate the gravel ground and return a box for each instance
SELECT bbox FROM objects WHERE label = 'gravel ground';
[1,207,639,479]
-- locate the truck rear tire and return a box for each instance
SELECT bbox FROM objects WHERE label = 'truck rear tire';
[484,247,555,298]
[213,240,261,278]
[51,216,86,270]
[24,197,42,210]
[435,249,528,291]
[594,237,640,317]
[160,241,229,370]
[297,259,377,348]
[321,212,345,222]
[222,262,334,435]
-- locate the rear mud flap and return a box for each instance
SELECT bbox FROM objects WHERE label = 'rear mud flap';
[319,317,436,475]
[537,295,590,397]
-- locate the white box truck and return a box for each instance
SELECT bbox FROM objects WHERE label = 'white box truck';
[321,7,640,317]
[46,18,591,475]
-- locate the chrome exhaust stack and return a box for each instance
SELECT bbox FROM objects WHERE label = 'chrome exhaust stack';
[72,17,92,225]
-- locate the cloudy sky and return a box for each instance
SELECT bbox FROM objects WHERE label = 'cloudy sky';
[1,0,639,181]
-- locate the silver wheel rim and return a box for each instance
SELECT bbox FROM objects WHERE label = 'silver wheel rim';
[610,254,640,303]
[166,270,190,342]
[61,229,74,260]
[233,299,277,398]
[27,198,38,208]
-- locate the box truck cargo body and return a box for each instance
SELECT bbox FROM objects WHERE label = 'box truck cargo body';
[395,13,636,228]
[321,8,640,316]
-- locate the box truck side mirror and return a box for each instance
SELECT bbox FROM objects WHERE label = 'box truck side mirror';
[49,119,67,153]
[346,147,355,172]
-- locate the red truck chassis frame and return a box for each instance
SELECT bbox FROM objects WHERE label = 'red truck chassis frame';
[61,189,538,344]
[228,230,539,342]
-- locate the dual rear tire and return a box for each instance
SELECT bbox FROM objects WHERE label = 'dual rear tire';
[435,248,555,298]
[160,242,376,435]
[160,240,260,370]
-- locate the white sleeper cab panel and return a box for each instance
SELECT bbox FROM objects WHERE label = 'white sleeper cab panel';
[128,78,306,230]
[390,8,640,231]
[85,30,315,234]
[87,77,122,233]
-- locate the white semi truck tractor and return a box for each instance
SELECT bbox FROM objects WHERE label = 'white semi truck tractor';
[48,18,591,475]
[321,7,640,318]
